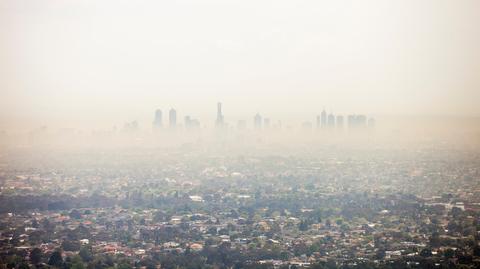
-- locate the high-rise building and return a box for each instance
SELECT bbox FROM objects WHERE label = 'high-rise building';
[356,115,367,128]
[264,118,270,129]
[347,114,368,129]
[185,116,200,129]
[327,113,335,128]
[321,110,327,128]
[254,113,262,129]
[153,109,162,128]
[347,115,356,129]
[169,108,177,128]
[336,115,344,129]
[216,102,224,128]
[316,115,321,129]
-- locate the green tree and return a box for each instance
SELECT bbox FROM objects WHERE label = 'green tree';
[69,255,86,269]
[79,247,93,262]
[444,248,455,259]
[48,250,63,267]
[29,248,43,265]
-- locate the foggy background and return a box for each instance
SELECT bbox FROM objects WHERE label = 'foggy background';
[1,0,479,136]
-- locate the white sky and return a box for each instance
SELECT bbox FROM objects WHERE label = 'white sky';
[1,0,479,131]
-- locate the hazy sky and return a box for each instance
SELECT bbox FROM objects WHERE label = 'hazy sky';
[1,0,479,131]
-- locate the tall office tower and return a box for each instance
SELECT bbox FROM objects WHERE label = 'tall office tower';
[216,102,224,128]
[264,118,270,129]
[321,110,327,128]
[153,109,162,128]
[169,108,177,128]
[316,115,321,129]
[347,115,356,129]
[327,113,335,128]
[356,115,367,128]
[184,116,199,129]
[184,116,191,129]
[254,113,262,129]
[336,115,344,129]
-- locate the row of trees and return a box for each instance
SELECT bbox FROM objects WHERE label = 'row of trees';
[3,246,478,269]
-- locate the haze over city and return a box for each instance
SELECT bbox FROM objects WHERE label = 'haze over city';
[1,1,480,269]
[1,0,480,133]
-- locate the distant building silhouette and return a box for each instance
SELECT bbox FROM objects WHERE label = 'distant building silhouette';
[216,102,224,128]
[153,109,162,129]
[356,115,367,128]
[327,113,335,128]
[321,110,327,128]
[254,113,262,129]
[347,115,356,129]
[185,116,200,129]
[169,108,177,128]
[264,118,270,129]
[336,115,344,129]
[316,115,321,129]
[347,114,368,129]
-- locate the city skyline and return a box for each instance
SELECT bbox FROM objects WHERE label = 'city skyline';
[1,2,480,268]
[1,1,480,132]
[3,98,477,133]
[1,100,479,137]
[149,103,374,131]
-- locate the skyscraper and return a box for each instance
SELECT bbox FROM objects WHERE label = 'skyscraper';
[321,110,327,128]
[264,118,270,129]
[356,115,367,128]
[185,116,200,129]
[327,113,335,128]
[347,114,368,129]
[316,115,321,129]
[169,108,177,128]
[336,115,344,129]
[153,109,162,128]
[254,113,262,129]
[184,116,191,128]
[216,102,224,128]
[347,115,355,129]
